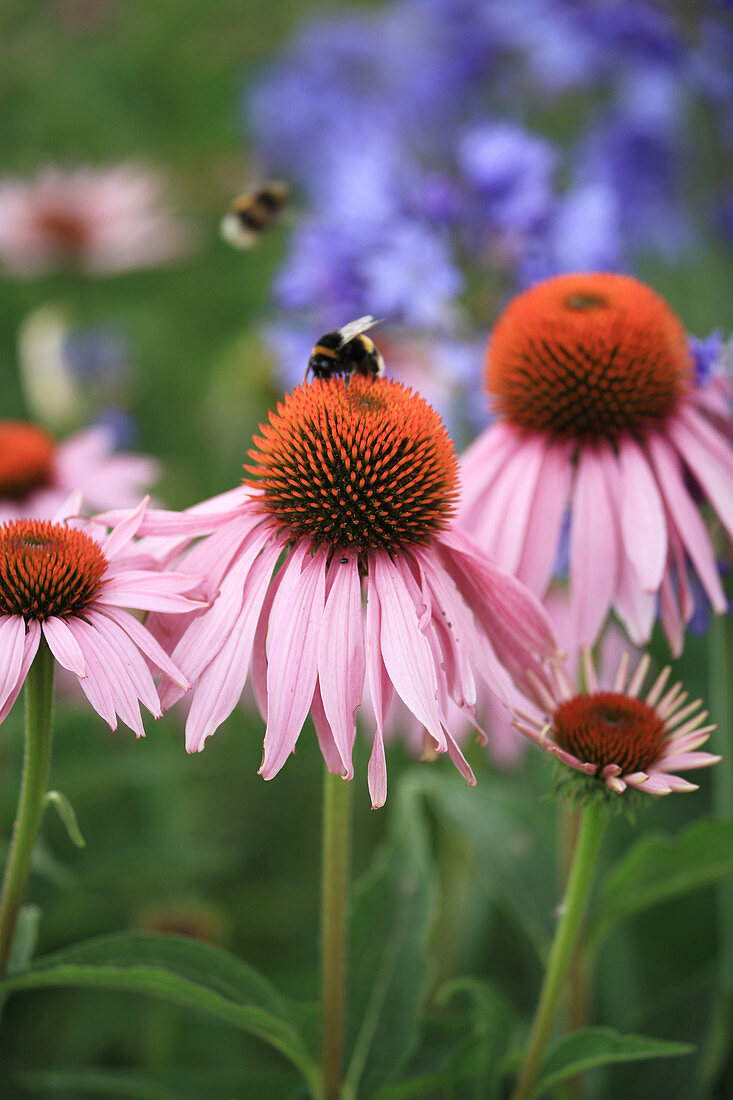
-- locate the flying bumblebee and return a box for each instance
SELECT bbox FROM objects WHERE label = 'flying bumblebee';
[220,181,290,249]
[305,316,385,383]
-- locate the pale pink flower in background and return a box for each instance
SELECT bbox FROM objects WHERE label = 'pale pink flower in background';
[0,501,203,734]
[110,377,559,806]
[0,420,159,523]
[514,648,720,797]
[459,272,733,655]
[0,165,192,277]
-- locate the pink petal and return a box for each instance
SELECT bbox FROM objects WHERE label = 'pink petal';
[614,551,657,647]
[102,496,150,559]
[471,435,545,574]
[184,543,284,752]
[516,439,573,594]
[658,751,721,772]
[310,683,345,776]
[458,422,520,520]
[260,545,327,779]
[66,619,129,732]
[99,571,206,613]
[318,555,365,779]
[618,438,667,591]
[171,525,274,686]
[569,445,619,646]
[100,606,190,690]
[367,728,388,809]
[86,610,161,717]
[647,433,726,612]
[0,620,40,725]
[0,615,29,715]
[369,552,444,748]
[669,408,733,538]
[42,616,87,677]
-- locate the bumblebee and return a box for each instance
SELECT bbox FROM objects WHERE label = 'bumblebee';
[305,316,385,383]
[220,181,290,249]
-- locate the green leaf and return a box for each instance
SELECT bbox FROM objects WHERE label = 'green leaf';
[533,1027,694,1097]
[342,774,437,1100]
[590,818,733,947]
[414,771,556,960]
[45,789,86,848]
[436,978,516,1100]
[16,1066,304,1099]
[0,932,318,1093]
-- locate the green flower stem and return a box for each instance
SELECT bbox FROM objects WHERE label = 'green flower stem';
[320,769,353,1100]
[512,800,608,1100]
[0,639,55,975]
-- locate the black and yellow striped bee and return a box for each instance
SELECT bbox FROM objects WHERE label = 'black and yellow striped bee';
[220,181,290,249]
[305,316,385,383]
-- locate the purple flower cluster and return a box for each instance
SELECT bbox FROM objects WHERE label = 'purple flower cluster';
[244,0,733,431]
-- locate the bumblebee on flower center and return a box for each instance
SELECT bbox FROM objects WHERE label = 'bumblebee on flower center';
[245,375,459,554]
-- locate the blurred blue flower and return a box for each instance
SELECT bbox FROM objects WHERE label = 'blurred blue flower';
[244,0,733,426]
[689,330,724,386]
[458,122,557,235]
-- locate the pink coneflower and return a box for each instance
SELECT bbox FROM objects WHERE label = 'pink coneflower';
[0,420,159,522]
[0,503,200,734]
[0,166,191,277]
[130,376,558,805]
[514,648,720,797]
[459,272,733,654]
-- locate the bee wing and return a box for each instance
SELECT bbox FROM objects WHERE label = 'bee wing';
[337,315,383,343]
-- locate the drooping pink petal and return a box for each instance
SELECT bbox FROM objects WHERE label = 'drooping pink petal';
[100,605,190,690]
[569,444,619,646]
[669,407,733,538]
[369,552,445,749]
[0,615,28,714]
[458,422,521,520]
[170,524,275,687]
[516,439,573,594]
[471,434,546,574]
[618,438,667,591]
[0,620,40,725]
[367,728,388,810]
[364,571,391,810]
[42,616,87,677]
[86,609,161,717]
[614,551,657,647]
[260,545,327,779]
[184,543,282,753]
[310,683,346,776]
[317,554,365,779]
[648,433,726,612]
[66,619,125,731]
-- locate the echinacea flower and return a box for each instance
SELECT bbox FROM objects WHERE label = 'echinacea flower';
[0,165,192,277]
[459,272,733,654]
[514,648,720,797]
[0,502,201,734]
[0,420,159,522]
[126,376,558,806]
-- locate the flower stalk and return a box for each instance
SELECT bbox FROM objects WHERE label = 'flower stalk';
[512,799,608,1100]
[320,768,353,1100]
[0,639,55,973]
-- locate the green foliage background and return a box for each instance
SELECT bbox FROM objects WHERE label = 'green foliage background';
[0,2,731,1098]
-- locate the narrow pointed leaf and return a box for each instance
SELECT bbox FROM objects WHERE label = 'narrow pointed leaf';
[533,1027,693,1098]
[0,932,318,1092]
